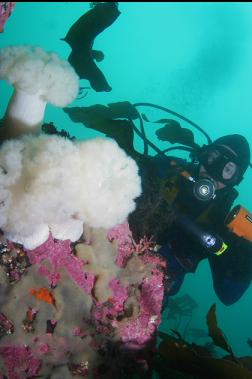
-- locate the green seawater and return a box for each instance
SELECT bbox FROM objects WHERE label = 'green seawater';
[1,2,252,359]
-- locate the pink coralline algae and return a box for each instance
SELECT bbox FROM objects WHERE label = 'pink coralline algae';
[107,224,166,346]
[120,268,165,347]
[92,278,129,334]
[0,2,15,32]
[27,234,96,294]
[140,251,167,269]
[109,278,129,313]
[108,223,161,269]
[93,225,166,349]
[0,344,41,379]
[107,222,134,267]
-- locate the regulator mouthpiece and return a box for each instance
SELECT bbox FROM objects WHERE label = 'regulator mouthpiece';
[193,178,216,201]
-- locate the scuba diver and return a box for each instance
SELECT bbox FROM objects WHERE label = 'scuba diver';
[61,101,252,306]
[128,132,252,306]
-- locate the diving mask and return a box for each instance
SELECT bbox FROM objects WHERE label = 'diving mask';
[197,145,240,186]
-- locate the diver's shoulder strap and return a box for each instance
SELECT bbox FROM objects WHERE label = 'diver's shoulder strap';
[218,187,238,214]
[230,187,239,202]
[202,187,239,228]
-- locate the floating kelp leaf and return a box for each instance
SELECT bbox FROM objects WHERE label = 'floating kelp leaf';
[154,306,252,379]
[61,2,120,92]
[206,304,233,356]
[63,103,140,157]
[141,114,179,125]
[64,102,138,124]
[158,333,211,364]
[156,332,252,379]
[156,122,196,148]
[107,101,139,120]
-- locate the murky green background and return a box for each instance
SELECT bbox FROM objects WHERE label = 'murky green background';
[1,2,252,357]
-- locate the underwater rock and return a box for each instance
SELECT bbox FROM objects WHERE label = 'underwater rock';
[0,223,166,378]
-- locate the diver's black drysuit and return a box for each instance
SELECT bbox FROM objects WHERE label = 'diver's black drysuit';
[128,154,252,306]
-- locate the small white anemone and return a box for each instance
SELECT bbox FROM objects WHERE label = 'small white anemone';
[4,224,50,250]
[49,219,84,243]
[0,45,79,140]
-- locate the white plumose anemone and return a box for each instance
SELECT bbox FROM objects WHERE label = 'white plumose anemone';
[0,45,79,139]
[0,135,142,250]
